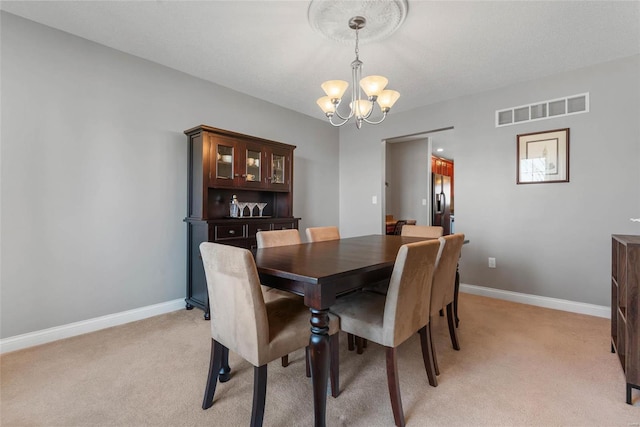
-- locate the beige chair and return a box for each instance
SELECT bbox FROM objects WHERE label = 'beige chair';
[305,226,368,354]
[256,229,303,303]
[305,226,340,242]
[256,229,301,248]
[331,239,441,427]
[256,229,304,367]
[401,225,444,238]
[199,243,340,426]
[426,233,465,387]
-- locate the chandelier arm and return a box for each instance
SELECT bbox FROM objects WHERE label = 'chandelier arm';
[360,99,376,120]
[333,103,355,121]
[361,111,389,125]
[327,115,350,127]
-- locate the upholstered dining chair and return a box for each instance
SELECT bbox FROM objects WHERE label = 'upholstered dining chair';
[256,228,301,248]
[425,233,465,387]
[331,239,441,427]
[305,226,340,242]
[401,225,444,238]
[305,226,370,354]
[199,242,340,426]
[256,229,304,368]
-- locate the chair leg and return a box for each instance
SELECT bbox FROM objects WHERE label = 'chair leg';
[281,355,289,367]
[219,345,231,383]
[446,302,460,350]
[250,365,268,427]
[305,346,311,378]
[330,333,340,397]
[429,321,440,376]
[202,339,223,410]
[348,333,355,351]
[419,325,438,387]
[385,347,405,427]
[356,336,364,354]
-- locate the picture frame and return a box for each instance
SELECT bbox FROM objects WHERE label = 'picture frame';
[516,128,569,184]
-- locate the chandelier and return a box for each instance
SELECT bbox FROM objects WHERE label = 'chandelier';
[316,16,400,129]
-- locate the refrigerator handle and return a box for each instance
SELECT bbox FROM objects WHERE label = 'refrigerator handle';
[435,192,445,214]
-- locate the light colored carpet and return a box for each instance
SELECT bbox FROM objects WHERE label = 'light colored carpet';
[1,294,638,426]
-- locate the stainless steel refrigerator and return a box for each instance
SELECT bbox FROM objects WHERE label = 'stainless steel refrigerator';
[432,173,452,235]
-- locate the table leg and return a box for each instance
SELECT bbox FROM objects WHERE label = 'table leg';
[309,308,330,427]
[454,264,460,327]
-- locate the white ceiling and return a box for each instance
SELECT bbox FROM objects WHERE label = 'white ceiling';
[2,1,639,123]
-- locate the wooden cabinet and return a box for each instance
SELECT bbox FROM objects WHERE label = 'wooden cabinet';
[432,156,454,177]
[611,234,640,404]
[206,131,293,191]
[184,125,299,318]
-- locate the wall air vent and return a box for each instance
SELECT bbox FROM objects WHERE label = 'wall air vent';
[495,93,589,127]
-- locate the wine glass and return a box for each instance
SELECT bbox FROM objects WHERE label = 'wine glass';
[236,201,247,218]
[246,202,257,217]
[256,202,267,217]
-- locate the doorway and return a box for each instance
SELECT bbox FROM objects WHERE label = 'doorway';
[383,126,455,234]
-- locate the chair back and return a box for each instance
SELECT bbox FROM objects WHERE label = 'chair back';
[401,225,444,238]
[382,239,441,347]
[430,233,465,316]
[199,242,269,366]
[256,229,301,248]
[392,220,407,235]
[306,226,340,242]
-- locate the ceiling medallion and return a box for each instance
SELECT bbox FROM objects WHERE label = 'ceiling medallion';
[308,0,409,44]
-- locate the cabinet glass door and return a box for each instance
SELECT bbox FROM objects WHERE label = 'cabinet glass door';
[271,153,285,184]
[216,144,234,180]
[246,149,261,183]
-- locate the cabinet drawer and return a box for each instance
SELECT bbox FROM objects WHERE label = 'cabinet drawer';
[271,221,297,231]
[214,224,245,240]
[248,222,272,237]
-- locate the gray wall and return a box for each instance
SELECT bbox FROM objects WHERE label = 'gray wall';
[340,54,640,307]
[0,13,339,338]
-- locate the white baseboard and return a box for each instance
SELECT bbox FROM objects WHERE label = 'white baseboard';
[460,283,610,319]
[0,299,185,354]
[1,286,610,354]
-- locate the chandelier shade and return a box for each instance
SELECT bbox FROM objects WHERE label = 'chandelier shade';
[359,75,388,98]
[321,80,349,99]
[315,16,400,129]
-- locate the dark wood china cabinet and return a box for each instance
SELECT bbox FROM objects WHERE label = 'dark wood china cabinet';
[184,125,299,319]
[611,235,640,404]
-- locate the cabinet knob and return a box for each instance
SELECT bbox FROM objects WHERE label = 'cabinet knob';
[234,173,239,177]
[241,174,247,178]
[228,230,235,235]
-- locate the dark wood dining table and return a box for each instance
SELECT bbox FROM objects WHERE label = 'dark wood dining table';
[253,234,435,427]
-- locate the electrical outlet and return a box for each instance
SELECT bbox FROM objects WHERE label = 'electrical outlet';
[372,196,377,205]
[488,257,496,268]
[422,198,427,206]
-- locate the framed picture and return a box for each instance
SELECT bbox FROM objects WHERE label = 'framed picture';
[517,128,569,184]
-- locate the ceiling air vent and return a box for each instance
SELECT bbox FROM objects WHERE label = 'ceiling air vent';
[495,93,589,127]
